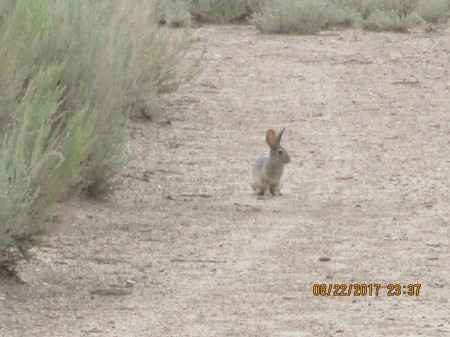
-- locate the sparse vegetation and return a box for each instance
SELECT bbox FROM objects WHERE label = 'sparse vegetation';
[252,0,450,34]
[156,0,260,25]
[155,0,450,33]
[362,8,422,32]
[189,0,254,24]
[154,0,193,27]
[153,0,449,33]
[0,0,202,276]
[416,0,450,23]
[252,0,332,34]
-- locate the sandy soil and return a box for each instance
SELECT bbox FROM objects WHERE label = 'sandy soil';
[1,25,449,337]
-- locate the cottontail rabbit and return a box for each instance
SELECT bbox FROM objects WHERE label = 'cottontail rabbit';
[250,128,291,196]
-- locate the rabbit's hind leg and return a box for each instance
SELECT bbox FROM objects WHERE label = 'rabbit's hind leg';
[253,187,263,195]
[254,186,269,196]
[252,183,269,196]
[251,184,263,196]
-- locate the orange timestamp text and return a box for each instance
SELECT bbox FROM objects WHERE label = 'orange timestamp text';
[313,284,421,296]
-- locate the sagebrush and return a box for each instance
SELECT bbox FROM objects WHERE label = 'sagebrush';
[0,0,202,276]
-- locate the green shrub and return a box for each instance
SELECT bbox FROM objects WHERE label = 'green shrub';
[363,8,422,31]
[0,0,202,276]
[251,0,450,34]
[190,0,251,23]
[154,0,261,25]
[325,5,362,28]
[151,0,450,30]
[153,0,193,27]
[0,63,96,275]
[252,0,330,34]
[252,0,363,34]
[417,0,450,23]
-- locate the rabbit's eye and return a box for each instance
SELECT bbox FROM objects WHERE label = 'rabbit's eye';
[278,150,283,155]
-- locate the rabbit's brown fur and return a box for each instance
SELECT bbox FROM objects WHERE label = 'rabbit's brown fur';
[250,128,290,196]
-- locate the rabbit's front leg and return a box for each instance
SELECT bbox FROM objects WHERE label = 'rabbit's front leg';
[261,184,271,196]
[270,183,282,196]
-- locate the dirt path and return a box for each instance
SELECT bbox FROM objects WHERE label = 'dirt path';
[1,25,449,337]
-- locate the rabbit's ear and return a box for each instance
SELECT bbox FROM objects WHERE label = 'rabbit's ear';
[276,127,285,144]
[266,129,277,149]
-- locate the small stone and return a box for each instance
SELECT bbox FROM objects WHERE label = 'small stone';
[157,120,172,126]
[428,283,445,288]
[390,52,402,61]
[125,280,136,287]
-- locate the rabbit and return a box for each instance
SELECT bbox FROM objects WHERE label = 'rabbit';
[250,128,291,196]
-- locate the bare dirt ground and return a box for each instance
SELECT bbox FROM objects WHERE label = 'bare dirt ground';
[1,25,449,337]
